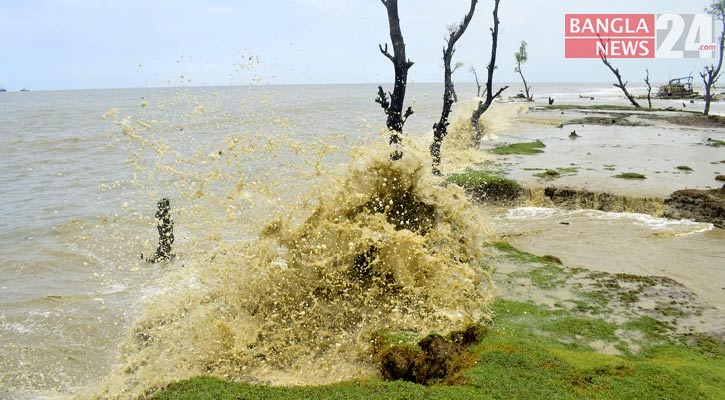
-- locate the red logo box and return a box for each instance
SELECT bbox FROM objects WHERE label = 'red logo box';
[565,14,655,58]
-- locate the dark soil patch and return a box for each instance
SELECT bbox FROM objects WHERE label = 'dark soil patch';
[664,188,725,228]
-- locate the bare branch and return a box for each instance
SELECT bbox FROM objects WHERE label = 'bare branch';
[492,85,509,100]
[431,0,478,175]
[598,35,640,108]
[470,0,506,145]
[378,43,394,62]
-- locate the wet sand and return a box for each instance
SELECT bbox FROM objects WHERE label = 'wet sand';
[478,104,725,336]
[485,106,725,197]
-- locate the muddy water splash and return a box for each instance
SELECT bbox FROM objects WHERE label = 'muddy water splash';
[90,135,493,398]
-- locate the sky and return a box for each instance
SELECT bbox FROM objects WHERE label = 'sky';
[0,0,719,90]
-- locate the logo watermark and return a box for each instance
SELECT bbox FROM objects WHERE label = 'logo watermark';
[565,14,716,58]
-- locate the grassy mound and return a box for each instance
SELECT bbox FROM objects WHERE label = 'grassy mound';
[446,170,522,203]
[487,140,545,155]
[614,173,647,180]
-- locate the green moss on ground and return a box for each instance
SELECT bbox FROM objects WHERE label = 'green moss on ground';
[446,171,522,203]
[152,242,724,400]
[614,173,647,180]
[152,298,724,400]
[534,167,579,180]
[488,140,545,155]
[534,170,560,179]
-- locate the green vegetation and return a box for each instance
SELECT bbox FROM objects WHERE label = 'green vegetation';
[707,138,725,147]
[614,173,647,180]
[446,171,522,203]
[534,169,560,179]
[446,170,518,190]
[152,298,725,400]
[675,166,693,171]
[487,140,545,155]
[152,242,725,400]
[534,167,579,180]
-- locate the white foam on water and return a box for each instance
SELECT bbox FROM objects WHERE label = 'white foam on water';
[1,322,31,334]
[502,207,567,220]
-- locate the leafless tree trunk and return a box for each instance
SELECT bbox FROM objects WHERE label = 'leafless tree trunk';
[702,2,725,116]
[598,37,640,108]
[430,0,478,175]
[470,0,508,146]
[644,69,652,109]
[376,0,414,160]
[469,66,482,97]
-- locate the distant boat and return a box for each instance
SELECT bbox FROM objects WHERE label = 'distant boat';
[20,88,30,92]
[0,88,7,92]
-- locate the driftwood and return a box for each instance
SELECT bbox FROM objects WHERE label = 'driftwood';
[430,0,478,175]
[376,0,414,160]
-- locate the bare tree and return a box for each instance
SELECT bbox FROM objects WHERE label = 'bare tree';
[376,0,414,160]
[701,0,725,116]
[470,0,508,146]
[469,66,482,97]
[644,69,652,109]
[430,0,478,175]
[514,40,532,101]
[598,36,641,108]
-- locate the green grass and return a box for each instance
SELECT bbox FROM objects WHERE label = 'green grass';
[151,243,725,400]
[675,166,693,171]
[488,140,545,155]
[707,139,725,147]
[152,299,725,400]
[446,171,519,190]
[613,173,647,180]
[446,171,522,203]
[534,167,579,180]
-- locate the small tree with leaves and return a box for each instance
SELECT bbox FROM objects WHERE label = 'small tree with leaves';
[430,0,478,175]
[514,40,532,101]
[470,0,508,146]
[376,0,414,160]
[701,0,725,116]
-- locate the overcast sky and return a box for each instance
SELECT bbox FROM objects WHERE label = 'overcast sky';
[0,0,717,90]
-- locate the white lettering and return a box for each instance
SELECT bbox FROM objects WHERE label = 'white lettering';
[570,18,581,34]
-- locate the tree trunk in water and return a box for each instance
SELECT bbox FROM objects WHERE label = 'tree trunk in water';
[470,0,507,147]
[376,0,414,160]
[430,0,478,175]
